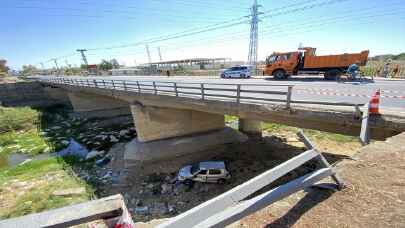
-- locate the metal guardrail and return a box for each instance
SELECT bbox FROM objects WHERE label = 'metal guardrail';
[39,77,295,109]
[36,77,364,109]
[156,131,343,228]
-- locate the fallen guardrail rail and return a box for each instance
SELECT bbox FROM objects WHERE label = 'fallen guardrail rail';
[0,194,132,228]
[156,130,343,228]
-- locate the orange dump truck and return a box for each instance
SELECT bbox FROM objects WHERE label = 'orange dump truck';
[264,47,369,80]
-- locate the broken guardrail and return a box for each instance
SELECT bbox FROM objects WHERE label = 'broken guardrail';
[0,194,129,228]
[156,130,343,228]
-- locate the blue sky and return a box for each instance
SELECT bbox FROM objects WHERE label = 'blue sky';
[1,0,405,69]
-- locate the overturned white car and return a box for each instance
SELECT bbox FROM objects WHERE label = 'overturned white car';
[178,161,231,184]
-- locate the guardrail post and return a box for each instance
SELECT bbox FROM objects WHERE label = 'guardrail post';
[174,82,178,97]
[112,80,115,89]
[360,102,371,145]
[286,86,293,109]
[236,84,241,103]
[102,80,106,88]
[94,79,97,87]
[123,81,127,91]
[153,81,157,95]
[297,130,344,189]
[136,81,141,92]
[86,79,90,87]
[201,83,205,100]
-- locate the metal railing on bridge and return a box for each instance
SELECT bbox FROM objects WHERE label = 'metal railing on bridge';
[37,77,365,109]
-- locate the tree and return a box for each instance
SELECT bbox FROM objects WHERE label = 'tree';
[110,59,120,69]
[97,59,113,71]
[0,59,9,77]
[21,65,37,76]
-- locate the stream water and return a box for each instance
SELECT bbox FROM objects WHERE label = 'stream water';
[0,153,52,169]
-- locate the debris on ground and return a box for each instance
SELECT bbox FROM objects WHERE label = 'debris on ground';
[52,187,87,197]
[57,139,88,159]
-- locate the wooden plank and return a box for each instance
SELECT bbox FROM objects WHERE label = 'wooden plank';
[0,194,124,228]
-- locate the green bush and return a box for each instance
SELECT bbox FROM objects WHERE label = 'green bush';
[0,107,40,133]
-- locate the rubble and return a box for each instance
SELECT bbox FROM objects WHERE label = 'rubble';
[85,150,104,160]
[52,187,86,196]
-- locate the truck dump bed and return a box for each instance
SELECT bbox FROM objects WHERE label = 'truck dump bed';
[303,50,369,69]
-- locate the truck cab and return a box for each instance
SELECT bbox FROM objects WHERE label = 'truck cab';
[264,51,301,79]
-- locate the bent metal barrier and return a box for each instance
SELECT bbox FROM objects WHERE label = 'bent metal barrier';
[38,77,364,109]
[156,131,344,228]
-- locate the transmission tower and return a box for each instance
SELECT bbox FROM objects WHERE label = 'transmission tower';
[247,0,262,73]
[76,49,89,66]
[157,47,163,61]
[51,58,59,75]
[145,44,152,64]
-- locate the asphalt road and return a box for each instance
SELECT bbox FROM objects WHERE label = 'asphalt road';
[41,75,405,112]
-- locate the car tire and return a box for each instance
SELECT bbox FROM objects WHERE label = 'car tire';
[217,178,226,184]
[184,179,193,186]
[273,70,287,80]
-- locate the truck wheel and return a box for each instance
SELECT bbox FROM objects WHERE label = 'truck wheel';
[273,70,287,79]
[324,69,341,80]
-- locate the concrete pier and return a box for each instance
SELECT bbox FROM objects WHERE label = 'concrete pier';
[130,103,225,142]
[67,92,131,118]
[239,119,262,138]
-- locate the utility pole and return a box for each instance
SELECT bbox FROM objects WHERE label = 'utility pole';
[157,47,163,61]
[247,0,262,75]
[145,44,152,64]
[51,58,60,76]
[76,49,89,67]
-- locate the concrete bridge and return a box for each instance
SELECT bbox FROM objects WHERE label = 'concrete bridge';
[33,77,405,172]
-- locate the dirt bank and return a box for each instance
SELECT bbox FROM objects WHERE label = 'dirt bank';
[231,133,405,228]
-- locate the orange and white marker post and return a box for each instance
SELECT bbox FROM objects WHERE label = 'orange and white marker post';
[369,89,381,114]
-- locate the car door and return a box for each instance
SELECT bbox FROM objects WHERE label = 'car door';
[235,67,243,78]
[194,169,208,182]
[207,169,222,182]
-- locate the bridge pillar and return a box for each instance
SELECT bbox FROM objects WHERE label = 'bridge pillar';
[239,119,262,138]
[124,103,247,174]
[67,92,131,118]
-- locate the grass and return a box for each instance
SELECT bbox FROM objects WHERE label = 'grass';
[0,158,94,219]
[0,106,96,219]
[0,107,39,133]
[0,129,52,156]
[262,122,358,143]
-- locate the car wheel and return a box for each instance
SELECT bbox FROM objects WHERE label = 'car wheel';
[184,179,193,187]
[220,74,225,78]
[217,178,226,184]
[273,70,287,80]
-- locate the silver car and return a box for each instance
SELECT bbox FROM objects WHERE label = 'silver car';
[220,66,251,79]
[178,161,231,184]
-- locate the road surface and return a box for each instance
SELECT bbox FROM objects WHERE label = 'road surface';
[39,75,405,111]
